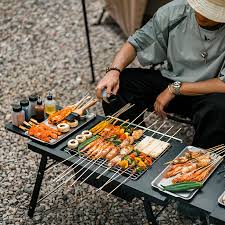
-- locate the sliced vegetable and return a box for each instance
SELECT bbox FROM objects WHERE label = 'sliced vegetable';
[78,135,99,151]
[144,157,153,166]
[161,182,203,192]
[137,160,147,170]
[118,160,129,169]
[135,166,144,173]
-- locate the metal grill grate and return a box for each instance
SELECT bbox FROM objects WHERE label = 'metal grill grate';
[64,134,172,180]
[63,116,182,180]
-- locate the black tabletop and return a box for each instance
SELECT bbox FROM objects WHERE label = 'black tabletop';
[209,177,225,224]
[6,115,225,221]
[26,116,187,205]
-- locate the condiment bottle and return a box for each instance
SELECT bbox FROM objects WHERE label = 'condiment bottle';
[11,104,25,127]
[44,91,56,115]
[29,95,38,118]
[35,98,45,122]
[20,99,30,121]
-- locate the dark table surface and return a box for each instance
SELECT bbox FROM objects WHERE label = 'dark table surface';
[25,116,187,205]
[5,116,225,222]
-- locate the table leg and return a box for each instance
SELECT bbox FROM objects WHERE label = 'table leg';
[81,0,95,83]
[143,198,158,225]
[200,213,209,225]
[28,155,48,218]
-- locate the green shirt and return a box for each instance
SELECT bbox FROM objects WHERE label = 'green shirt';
[128,0,225,82]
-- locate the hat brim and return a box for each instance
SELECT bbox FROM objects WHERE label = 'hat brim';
[187,0,225,23]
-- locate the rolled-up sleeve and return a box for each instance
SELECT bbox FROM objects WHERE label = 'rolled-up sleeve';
[127,8,169,66]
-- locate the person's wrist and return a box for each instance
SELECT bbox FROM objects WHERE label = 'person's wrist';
[167,84,176,96]
[106,66,122,76]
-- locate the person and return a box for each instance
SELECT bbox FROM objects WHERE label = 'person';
[96,0,225,148]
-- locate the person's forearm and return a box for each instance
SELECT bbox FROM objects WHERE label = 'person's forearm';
[111,42,137,72]
[180,78,225,96]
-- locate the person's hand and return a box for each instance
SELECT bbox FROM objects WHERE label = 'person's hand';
[154,87,175,118]
[96,70,120,98]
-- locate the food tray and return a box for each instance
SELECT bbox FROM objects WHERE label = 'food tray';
[25,113,96,146]
[151,146,223,200]
[218,191,225,207]
[64,116,177,180]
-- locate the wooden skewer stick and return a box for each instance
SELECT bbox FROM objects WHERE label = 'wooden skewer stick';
[107,173,134,196]
[79,160,107,185]
[96,166,112,180]
[126,108,148,128]
[133,111,155,129]
[75,96,92,109]
[148,121,167,138]
[96,169,123,192]
[19,125,28,131]
[207,144,225,152]
[70,158,107,187]
[53,157,86,183]
[97,168,130,191]
[164,143,224,165]
[37,171,78,203]
[30,118,39,124]
[94,104,135,135]
[45,154,78,172]
[92,104,132,133]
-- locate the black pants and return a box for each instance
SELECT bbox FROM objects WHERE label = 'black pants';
[102,68,225,148]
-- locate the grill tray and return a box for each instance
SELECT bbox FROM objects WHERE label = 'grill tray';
[64,116,181,180]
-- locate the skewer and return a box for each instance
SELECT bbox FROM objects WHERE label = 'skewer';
[119,119,129,126]
[96,166,111,180]
[108,104,135,123]
[77,97,94,109]
[37,170,79,203]
[23,121,32,128]
[60,158,94,184]
[53,157,86,182]
[70,158,107,187]
[126,108,148,128]
[19,125,28,131]
[148,121,167,138]
[45,154,77,172]
[143,125,174,156]
[165,142,225,165]
[96,169,123,192]
[79,160,107,185]
[207,144,225,152]
[94,104,135,134]
[107,173,134,196]
[133,111,155,129]
[165,128,182,142]
[30,118,39,124]
[92,104,132,133]
[158,125,174,140]
[96,120,159,180]
[70,93,90,109]
[96,167,130,192]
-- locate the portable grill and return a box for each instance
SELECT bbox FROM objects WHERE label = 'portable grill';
[57,115,182,189]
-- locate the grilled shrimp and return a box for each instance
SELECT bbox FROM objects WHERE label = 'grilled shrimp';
[106,147,120,160]
[108,155,123,167]
[93,144,114,159]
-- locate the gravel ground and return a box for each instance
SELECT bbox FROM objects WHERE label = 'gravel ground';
[0,1,206,225]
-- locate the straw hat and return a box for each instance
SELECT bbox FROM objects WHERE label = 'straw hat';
[187,0,225,23]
